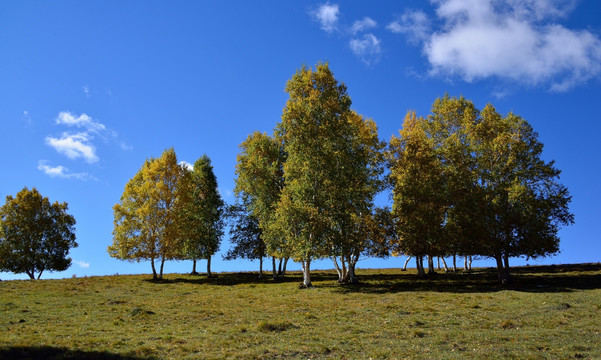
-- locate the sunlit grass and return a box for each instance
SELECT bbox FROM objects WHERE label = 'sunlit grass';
[1,264,600,359]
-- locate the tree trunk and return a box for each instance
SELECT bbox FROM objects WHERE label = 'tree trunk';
[452,254,457,272]
[259,256,263,279]
[437,257,441,270]
[341,256,348,282]
[503,254,511,283]
[278,258,283,275]
[416,256,425,278]
[151,258,158,280]
[282,258,288,276]
[440,257,449,272]
[332,256,343,282]
[347,254,359,284]
[159,257,165,279]
[301,259,313,288]
[206,256,212,277]
[495,254,508,285]
[191,259,198,275]
[37,270,43,280]
[464,255,468,271]
[427,255,435,274]
[272,257,277,279]
[468,255,473,270]
[26,271,35,280]
[403,256,412,271]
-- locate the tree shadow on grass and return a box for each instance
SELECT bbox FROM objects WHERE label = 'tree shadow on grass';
[138,263,601,295]
[0,346,156,360]
[142,271,307,286]
[328,263,601,295]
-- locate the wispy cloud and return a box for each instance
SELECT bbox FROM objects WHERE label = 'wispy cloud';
[350,33,382,65]
[351,17,377,34]
[83,85,90,98]
[387,10,431,44]
[394,0,601,91]
[45,132,98,163]
[311,3,340,33]
[22,110,32,127]
[37,160,94,181]
[46,111,131,163]
[310,4,383,66]
[74,260,90,268]
[56,111,106,134]
[120,141,133,151]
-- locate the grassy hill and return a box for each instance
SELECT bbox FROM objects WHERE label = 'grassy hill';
[1,264,600,359]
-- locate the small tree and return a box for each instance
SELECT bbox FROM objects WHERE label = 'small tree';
[234,131,288,278]
[180,155,225,277]
[0,187,77,279]
[223,203,266,278]
[109,148,188,280]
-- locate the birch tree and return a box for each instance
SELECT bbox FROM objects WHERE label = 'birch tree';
[389,111,446,277]
[233,131,289,278]
[274,62,353,287]
[471,105,574,283]
[328,112,386,283]
[109,148,188,280]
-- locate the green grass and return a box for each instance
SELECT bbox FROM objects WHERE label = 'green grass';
[1,264,601,359]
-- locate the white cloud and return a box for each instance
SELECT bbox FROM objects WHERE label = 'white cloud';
[417,0,601,91]
[120,141,133,151]
[83,85,90,98]
[350,33,382,65]
[179,161,194,171]
[312,3,339,33]
[45,132,98,163]
[74,260,90,268]
[22,110,32,127]
[387,10,431,44]
[37,160,94,181]
[351,17,377,34]
[56,111,106,134]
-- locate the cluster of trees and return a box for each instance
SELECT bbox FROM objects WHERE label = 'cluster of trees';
[0,63,573,285]
[388,96,574,283]
[108,149,224,280]
[0,187,77,279]
[226,63,573,285]
[229,63,387,287]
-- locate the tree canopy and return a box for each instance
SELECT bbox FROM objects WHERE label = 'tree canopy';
[0,187,77,279]
[109,148,188,280]
[388,95,574,283]
[180,155,225,276]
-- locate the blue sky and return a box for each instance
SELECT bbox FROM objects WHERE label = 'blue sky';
[1,1,600,280]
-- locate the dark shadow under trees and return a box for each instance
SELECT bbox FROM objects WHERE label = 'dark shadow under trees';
[0,346,156,360]
[138,263,601,294]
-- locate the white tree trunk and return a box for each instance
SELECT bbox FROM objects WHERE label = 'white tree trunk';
[441,257,449,272]
[302,259,312,288]
[403,256,412,271]
[332,256,343,282]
